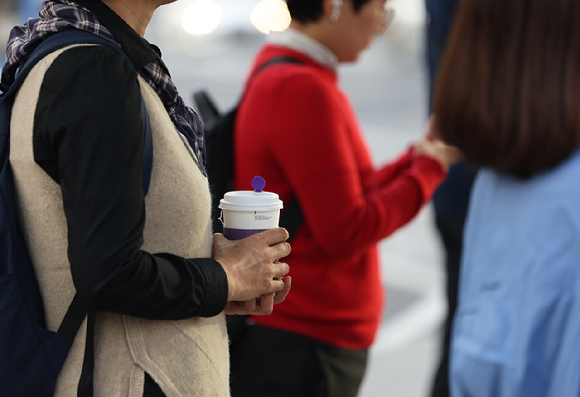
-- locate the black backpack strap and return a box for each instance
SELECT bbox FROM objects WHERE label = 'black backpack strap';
[56,294,95,397]
[193,90,220,124]
[243,56,306,98]
[254,56,305,75]
[194,56,304,125]
[56,294,87,339]
[13,31,120,83]
[77,311,96,397]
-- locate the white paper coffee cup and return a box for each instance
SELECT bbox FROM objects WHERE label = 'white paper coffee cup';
[219,176,283,240]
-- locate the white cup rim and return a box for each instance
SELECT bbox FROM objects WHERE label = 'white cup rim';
[218,190,283,212]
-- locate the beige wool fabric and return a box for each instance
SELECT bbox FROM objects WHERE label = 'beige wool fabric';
[9,44,229,397]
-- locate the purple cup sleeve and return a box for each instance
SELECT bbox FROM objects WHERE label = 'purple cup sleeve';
[223,227,268,240]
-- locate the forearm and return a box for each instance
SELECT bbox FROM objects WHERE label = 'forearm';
[292,155,445,258]
[71,252,228,319]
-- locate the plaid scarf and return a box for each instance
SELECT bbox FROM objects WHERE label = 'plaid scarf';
[2,0,206,173]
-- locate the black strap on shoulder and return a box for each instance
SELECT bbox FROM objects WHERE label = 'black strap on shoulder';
[255,56,305,74]
[13,31,120,83]
[57,294,86,340]
[140,96,153,195]
[244,56,305,93]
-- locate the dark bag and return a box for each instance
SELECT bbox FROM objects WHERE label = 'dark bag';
[193,57,305,237]
[0,30,153,397]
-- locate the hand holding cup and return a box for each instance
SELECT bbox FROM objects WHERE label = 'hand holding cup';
[213,177,292,315]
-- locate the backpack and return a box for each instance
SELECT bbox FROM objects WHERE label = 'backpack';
[0,30,153,397]
[193,57,304,237]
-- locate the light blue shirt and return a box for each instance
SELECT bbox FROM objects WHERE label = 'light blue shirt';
[451,147,580,397]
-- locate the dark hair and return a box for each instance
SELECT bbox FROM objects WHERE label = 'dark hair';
[285,0,372,24]
[433,0,580,178]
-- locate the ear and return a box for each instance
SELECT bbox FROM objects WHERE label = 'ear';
[322,0,334,19]
[323,0,343,22]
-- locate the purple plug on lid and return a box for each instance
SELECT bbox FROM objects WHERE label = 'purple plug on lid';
[252,176,266,193]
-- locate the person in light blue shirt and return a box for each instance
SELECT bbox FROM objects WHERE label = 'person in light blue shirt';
[450,157,580,397]
[430,0,580,395]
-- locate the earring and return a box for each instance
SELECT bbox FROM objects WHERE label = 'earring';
[329,0,343,22]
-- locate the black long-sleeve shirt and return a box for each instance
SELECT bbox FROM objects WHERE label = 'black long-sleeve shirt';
[31,0,228,319]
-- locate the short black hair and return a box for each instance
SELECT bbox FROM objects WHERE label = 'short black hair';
[285,0,373,24]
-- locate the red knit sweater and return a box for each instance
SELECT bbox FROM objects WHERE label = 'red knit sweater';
[234,44,446,349]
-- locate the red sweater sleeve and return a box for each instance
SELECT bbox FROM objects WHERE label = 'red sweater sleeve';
[376,148,447,206]
[235,57,446,259]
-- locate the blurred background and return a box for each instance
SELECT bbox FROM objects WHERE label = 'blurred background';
[1,1,446,395]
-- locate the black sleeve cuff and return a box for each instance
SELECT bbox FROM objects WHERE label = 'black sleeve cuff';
[193,258,228,317]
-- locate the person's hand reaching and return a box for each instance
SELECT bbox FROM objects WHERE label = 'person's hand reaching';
[413,115,463,170]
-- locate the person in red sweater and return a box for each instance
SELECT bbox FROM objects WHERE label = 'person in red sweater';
[230,0,460,396]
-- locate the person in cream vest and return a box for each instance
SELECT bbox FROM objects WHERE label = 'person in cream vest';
[3,0,292,395]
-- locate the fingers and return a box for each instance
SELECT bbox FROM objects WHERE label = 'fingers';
[274,276,291,304]
[224,299,256,315]
[259,228,290,246]
[240,293,275,315]
[256,293,275,315]
[214,229,291,263]
[224,296,272,315]
[224,276,292,316]
[412,138,462,170]
[212,232,225,242]
[241,299,256,312]
[272,261,290,281]
[271,240,291,262]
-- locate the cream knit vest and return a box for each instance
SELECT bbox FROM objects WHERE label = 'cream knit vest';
[9,44,229,397]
